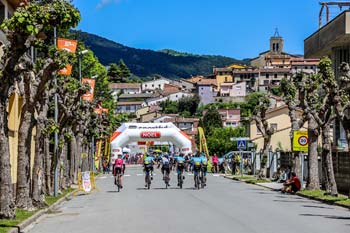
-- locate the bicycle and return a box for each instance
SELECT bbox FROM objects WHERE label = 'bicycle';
[145,168,152,190]
[177,169,184,189]
[115,172,122,192]
[164,170,170,189]
[194,171,201,190]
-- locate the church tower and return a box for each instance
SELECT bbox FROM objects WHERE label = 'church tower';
[270,28,283,54]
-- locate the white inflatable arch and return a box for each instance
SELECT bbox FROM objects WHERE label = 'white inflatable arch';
[110,123,193,163]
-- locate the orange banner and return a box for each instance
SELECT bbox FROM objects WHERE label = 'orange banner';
[57,38,78,76]
[94,108,109,115]
[82,78,95,102]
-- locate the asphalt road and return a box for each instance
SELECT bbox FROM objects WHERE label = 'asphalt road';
[26,166,350,233]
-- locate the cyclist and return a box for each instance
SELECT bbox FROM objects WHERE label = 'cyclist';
[161,154,171,184]
[113,154,124,188]
[143,153,156,187]
[184,153,190,171]
[191,153,202,188]
[200,153,208,186]
[176,154,186,186]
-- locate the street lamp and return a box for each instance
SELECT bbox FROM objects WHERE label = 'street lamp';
[78,50,89,82]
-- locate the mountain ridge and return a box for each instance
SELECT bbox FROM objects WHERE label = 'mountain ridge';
[76,31,249,79]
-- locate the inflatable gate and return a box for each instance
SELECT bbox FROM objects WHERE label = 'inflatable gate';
[110,123,193,163]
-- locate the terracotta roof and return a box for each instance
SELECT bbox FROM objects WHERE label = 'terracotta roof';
[117,101,144,106]
[197,79,217,86]
[290,58,320,66]
[259,68,290,73]
[109,83,141,89]
[119,93,159,99]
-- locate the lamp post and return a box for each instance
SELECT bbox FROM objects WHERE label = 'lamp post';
[78,50,88,83]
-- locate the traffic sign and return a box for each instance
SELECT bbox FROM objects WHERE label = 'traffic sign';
[293,131,308,152]
[237,139,247,150]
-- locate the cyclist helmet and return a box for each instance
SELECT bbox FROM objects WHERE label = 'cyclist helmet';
[179,153,184,157]
[117,154,123,158]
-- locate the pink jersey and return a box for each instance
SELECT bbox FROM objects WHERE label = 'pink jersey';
[114,158,124,167]
[212,156,219,163]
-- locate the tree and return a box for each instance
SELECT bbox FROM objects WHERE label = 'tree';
[118,59,131,82]
[202,107,223,136]
[107,63,121,83]
[207,127,246,156]
[0,0,80,216]
[251,94,274,178]
[280,75,319,190]
[178,95,200,116]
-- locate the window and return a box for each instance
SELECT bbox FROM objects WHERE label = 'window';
[271,123,278,131]
[266,74,269,79]
[236,85,241,90]
[263,80,269,85]
[274,74,278,79]
[125,106,131,111]
[225,77,228,82]
[152,84,154,87]
[0,2,5,24]
[145,84,148,87]
[284,73,288,78]
[305,66,308,69]
[158,84,161,88]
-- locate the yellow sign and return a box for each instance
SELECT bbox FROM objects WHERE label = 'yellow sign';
[293,131,308,152]
[76,171,98,195]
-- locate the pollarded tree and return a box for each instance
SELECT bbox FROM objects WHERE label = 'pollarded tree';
[251,94,274,178]
[280,74,320,190]
[1,0,80,210]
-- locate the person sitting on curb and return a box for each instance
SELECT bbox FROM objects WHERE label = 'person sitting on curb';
[281,172,301,194]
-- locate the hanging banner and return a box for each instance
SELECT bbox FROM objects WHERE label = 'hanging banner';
[82,78,95,102]
[76,171,97,195]
[95,140,102,170]
[57,38,77,76]
[94,108,109,115]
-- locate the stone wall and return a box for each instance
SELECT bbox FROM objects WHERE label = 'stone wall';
[333,152,350,195]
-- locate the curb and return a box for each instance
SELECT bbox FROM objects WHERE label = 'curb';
[7,190,77,233]
[224,175,350,210]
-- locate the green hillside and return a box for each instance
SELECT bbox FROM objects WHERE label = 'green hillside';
[77,31,248,79]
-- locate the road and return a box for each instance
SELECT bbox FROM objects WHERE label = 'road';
[26,166,350,233]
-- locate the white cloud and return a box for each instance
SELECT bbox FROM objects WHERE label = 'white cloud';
[96,0,124,9]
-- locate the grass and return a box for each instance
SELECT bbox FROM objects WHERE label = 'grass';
[0,188,75,233]
[300,189,350,207]
[231,175,270,184]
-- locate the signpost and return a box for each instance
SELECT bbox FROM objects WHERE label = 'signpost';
[231,137,249,177]
[293,131,309,189]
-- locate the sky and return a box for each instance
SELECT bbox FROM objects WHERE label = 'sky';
[72,0,346,59]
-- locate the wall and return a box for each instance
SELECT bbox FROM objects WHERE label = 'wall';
[216,74,233,89]
[198,85,215,105]
[142,79,170,91]
[333,152,350,195]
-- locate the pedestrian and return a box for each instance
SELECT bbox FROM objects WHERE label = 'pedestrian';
[281,172,301,194]
[212,154,219,173]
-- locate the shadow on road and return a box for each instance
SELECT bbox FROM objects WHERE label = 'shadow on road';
[302,205,334,209]
[300,213,350,220]
[273,200,312,203]
[106,190,119,193]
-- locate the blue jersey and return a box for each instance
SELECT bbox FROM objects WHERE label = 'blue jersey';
[200,156,208,166]
[144,156,154,165]
[176,157,185,165]
[191,157,202,167]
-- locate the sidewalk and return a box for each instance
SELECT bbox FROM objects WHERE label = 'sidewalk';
[256,182,283,191]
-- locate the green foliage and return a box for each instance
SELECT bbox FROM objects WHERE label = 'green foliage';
[75,31,248,79]
[202,107,223,136]
[160,99,179,114]
[207,127,246,156]
[1,0,80,37]
[270,86,283,96]
[178,95,200,116]
[107,60,131,83]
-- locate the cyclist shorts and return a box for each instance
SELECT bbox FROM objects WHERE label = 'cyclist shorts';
[114,167,122,176]
[201,166,208,173]
[161,166,170,174]
[144,165,153,174]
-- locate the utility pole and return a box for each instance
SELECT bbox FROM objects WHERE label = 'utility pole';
[53,27,59,197]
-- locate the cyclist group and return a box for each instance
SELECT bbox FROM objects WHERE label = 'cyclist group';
[113,152,209,189]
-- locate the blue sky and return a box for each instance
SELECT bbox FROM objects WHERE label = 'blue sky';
[72,0,343,59]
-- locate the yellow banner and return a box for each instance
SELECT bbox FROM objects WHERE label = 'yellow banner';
[293,131,308,152]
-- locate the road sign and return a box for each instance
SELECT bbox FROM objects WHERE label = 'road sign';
[293,131,308,152]
[230,137,250,141]
[237,139,247,150]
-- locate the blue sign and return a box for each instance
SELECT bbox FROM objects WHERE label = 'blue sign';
[237,140,246,150]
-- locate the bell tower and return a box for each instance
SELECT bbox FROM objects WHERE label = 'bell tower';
[270,28,283,54]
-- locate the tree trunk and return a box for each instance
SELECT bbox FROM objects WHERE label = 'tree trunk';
[16,107,34,209]
[32,120,45,208]
[0,99,15,219]
[258,137,270,178]
[307,117,320,190]
[321,124,338,196]
[70,134,78,184]
[76,133,82,173]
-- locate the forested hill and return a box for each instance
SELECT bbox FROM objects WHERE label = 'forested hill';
[77,31,248,79]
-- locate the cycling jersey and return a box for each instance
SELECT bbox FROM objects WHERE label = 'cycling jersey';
[144,156,154,166]
[114,158,123,167]
[177,157,185,165]
[200,156,208,166]
[161,157,170,167]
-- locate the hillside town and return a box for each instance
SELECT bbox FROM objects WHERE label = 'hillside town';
[1,1,350,233]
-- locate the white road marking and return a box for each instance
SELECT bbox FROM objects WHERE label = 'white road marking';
[187,173,194,176]
[124,174,131,177]
[136,174,143,176]
[99,176,107,179]
[212,174,220,177]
